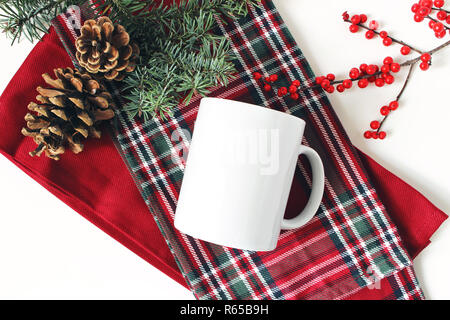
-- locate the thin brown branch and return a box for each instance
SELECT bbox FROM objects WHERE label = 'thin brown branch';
[376,63,416,134]
[431,7,450,14]
[426,15,450,30]
[343,18,425,54]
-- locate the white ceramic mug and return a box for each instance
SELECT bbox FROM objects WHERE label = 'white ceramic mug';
[174,98,325,251]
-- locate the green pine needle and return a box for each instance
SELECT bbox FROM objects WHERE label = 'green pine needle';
[0,0,260,121]
[0,0,84,44]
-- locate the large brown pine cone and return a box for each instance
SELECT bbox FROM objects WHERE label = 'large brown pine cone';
[21,67,115,160]
[75,16,139,81]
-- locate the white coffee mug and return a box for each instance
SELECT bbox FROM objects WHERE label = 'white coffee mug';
[174,98,325,251]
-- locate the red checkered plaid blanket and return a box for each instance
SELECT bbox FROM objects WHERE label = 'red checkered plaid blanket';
[52,0,424,299]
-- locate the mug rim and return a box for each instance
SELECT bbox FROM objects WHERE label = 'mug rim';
[201,97,306,127]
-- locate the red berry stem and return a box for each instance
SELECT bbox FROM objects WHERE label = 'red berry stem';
[426,14,450,29]
[431,7,450,13]
[295,39,449,93]
[376,63,416,134]
[400,38,450,67]
[343,17,425,54]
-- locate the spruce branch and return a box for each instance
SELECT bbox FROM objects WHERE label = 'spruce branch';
[116,0,260,120]
[0,0,83,44]
[0,0,260,121]
[123,37,236,120]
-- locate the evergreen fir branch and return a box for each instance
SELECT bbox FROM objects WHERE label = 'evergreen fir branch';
[123,37,237,121]
[0,0,83,44]
[0,0,260,121]
[91,0,147,23]
[122,65,178,121]
[118,0,259,120]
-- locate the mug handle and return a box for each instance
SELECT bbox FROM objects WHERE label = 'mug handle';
[280,145,325,230]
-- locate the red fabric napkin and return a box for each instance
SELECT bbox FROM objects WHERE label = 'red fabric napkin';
[0,28,447,298]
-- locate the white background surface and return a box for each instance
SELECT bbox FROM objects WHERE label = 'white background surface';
[0,0,449,299]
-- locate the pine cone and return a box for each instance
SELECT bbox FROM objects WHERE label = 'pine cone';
[75,16,139,81]
[21,67,115,160]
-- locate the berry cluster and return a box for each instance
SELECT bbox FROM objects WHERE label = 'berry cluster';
[412,0,450,38]
[253,72,278,92]
[254,71,303,100]
[253,6,449,141]
[364,101,399,140]
[315,56,401,95]
[342,12,422,57]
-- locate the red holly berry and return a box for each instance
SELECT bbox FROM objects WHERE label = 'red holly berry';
[380,106,390,116]
[421,0,433,7]
[368,76,377,83]
[264,84,272,91]
[351,15,361,24]
[378,131,387,140]
[290,92,299,100]
[389,101,399,110]
[369,20,379,30]
[321,79,331,89]
[437,10,447,20]
[269,74,278,82]
[370,120,380,130]
[383,37,393,46]
[342,11,350,21]
[390,63,401,73]
[337,84,345,93]
[343,79,353,89]
[360,64,368,73]
[364,131,372,139]
[411,3,420,12]
[375,78,385,87]
[327,73,336,81]
[289,85,297,94]
[434,0,445,8]
[429,20,436,29]
[420,61,430,70]
[383,56,393,65]
[435,29,446,38]
[385,75,395,85]
[316,76,325,85]
[366,65,377,75]
[292,80,301,87]
[421,53,431,62]
[349,68,360,79]
[418,6,431,16]
[253,72,262,80]
[265,77,271,82]
[379,31,388,38]
[326,85,335,93]
[365,30,375,39]
[360,14,368,23]
[278,87,288,97]
[401,46,411,55]
[371,132,379,139]
[414,14,425,22]
[433,22,445,33]
[358,78,369,88]
[349,24,359,33]
[381,64,391,74]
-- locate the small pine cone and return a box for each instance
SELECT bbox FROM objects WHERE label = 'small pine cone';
[75,16,140,81]
[22,67,115,160]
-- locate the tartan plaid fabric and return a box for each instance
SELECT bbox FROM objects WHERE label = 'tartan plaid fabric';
[52,1,425,300]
